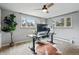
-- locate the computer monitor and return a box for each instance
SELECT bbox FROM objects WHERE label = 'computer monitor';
[37,24,50,38]
[37,24,48,32]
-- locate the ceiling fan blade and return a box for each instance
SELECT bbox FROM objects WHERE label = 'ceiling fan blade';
[47,3,54,8]
[34,9,42,10]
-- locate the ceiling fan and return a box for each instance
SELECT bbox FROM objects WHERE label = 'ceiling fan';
[35,3,54,13]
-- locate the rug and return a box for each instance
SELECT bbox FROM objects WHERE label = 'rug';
[35,41,62,55]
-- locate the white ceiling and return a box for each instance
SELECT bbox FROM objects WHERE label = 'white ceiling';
[0,3,79,18]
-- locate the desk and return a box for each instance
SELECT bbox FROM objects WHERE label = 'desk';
[50,33,54,43]
[27,32,55,54]
[28,34,41,54]
[27,34,37,54]
[48,32,55,44]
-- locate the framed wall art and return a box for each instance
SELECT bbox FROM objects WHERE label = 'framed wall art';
[21,16,36,28]
[55,17,72,28]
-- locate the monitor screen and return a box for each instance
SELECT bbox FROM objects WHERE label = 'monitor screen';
[37,24,48,32]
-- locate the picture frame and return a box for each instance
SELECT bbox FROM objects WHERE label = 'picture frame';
[65,17,72,27]
[55,18,65,28]
[21,16,36,28]
[55,17,72,28]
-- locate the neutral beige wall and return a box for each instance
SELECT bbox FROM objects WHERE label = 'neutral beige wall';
[1,9,46,46]
[47,11,79,45]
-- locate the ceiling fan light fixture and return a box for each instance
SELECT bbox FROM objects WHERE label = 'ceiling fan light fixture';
[42,9,48,13]
[42,5,48,13]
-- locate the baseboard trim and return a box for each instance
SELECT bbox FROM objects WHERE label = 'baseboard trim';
[0,40,32,51]
[54,37,73,44]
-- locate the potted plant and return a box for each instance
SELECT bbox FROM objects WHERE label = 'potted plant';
[1,14,17,46]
